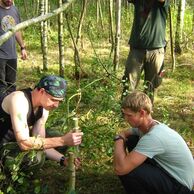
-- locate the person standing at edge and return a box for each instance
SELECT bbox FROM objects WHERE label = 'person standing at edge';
[0,0,27,93]
[122,0,169,102]
[113,91,194,194]
[0,75,83,169]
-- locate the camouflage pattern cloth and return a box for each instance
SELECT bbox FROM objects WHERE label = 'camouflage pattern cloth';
[36,75,67,98]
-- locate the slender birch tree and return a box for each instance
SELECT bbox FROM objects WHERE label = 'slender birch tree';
[58,0,65,77]
[175,0,186,54]
[108,0,114,56]
[40,0,49,70]
[113,0,121,71]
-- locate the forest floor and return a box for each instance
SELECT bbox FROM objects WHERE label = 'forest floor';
[15,41,194,194]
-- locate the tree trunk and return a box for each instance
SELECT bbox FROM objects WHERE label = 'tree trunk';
[192,5,194,33]
[169,7,176,71]
[40,0,49,71]
[76,0,87,49]
[65,13,81,80]
[113,0,121,71]
[96,0,104,30]
[108,0,114,56]
[175,0,186,54]
[58,0,65,77]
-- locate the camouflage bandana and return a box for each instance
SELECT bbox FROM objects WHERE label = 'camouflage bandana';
[36,75,67,98]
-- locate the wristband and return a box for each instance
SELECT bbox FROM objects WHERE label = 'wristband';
[21,46,26,50]
[60,156,66,166]
[113,135,125,142]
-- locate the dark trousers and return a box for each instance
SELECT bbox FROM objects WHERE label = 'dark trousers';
[0,58,17,93]
[119,136,194,194]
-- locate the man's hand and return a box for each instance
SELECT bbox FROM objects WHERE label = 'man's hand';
[64,157,81,169]
[21,48,27,60]
[62,131,83,146]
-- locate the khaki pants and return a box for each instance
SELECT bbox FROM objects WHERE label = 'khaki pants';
[123,47,165,101]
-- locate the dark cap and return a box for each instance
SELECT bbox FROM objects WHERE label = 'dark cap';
[36,75,67,98]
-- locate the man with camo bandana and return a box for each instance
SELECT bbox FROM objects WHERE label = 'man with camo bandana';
[0,75,83,170]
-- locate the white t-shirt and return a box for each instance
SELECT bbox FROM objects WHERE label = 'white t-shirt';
[132,122,194,190]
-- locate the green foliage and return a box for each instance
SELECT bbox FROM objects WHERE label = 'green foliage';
[0,150,42,194]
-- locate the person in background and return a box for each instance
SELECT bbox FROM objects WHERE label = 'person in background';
[0,75,83,169]
[122,0,169,102]
[114,91,194,194]
[0,0,27,93]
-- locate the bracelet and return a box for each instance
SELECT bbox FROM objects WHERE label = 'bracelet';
[113,135,126,142]
[21,46,26,50]
[60,156,66,166]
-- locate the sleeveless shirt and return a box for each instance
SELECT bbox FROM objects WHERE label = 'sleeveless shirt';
[0,88,43,142]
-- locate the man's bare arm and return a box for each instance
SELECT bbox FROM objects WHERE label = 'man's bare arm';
[113,140,147,175]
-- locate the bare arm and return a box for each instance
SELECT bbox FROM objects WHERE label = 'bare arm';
[15,31,27,60]
[113,139,147,175]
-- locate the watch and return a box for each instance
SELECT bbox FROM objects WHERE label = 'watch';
[60,156,66,166]
[113,135,125,142]
[21,46,26,50]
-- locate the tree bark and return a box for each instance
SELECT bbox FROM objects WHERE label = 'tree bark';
[58,0,65,77]
[169,7,176,71]
[113,0,121,71]
[41,0,49,71]
[108,0,114,56]
[175,0,186,54]
[76,0,87,48]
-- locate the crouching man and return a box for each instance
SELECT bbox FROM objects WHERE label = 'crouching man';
[113,91,194,194]
[0,75,83,170]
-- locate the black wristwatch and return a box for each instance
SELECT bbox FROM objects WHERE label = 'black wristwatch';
[113,135,125,142]
[21,46,26,50]
[60,156,66,166]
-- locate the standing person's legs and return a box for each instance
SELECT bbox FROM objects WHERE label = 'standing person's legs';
[144,48,164,102]
[0,58,8,93]
[122,48,145,98]
[6,59,17,92]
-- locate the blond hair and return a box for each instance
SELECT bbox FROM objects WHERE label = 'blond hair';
[121,91,152,114]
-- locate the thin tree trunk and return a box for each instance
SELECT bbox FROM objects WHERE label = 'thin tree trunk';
[113,0,121,71]
[98,0,104,30]
[175,0,186,54]
[41,0,48,71]
[108,0,114,56]
[96,0,99,23]
[192,5,194,33]
[169,7,176,71]
[65,13,82,80]
[58,0,65,77]
[76,0,87,49]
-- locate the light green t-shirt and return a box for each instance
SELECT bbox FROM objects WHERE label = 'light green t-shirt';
[132,123,194,190]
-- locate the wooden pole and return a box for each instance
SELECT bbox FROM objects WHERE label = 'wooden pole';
[66,117,80,194]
